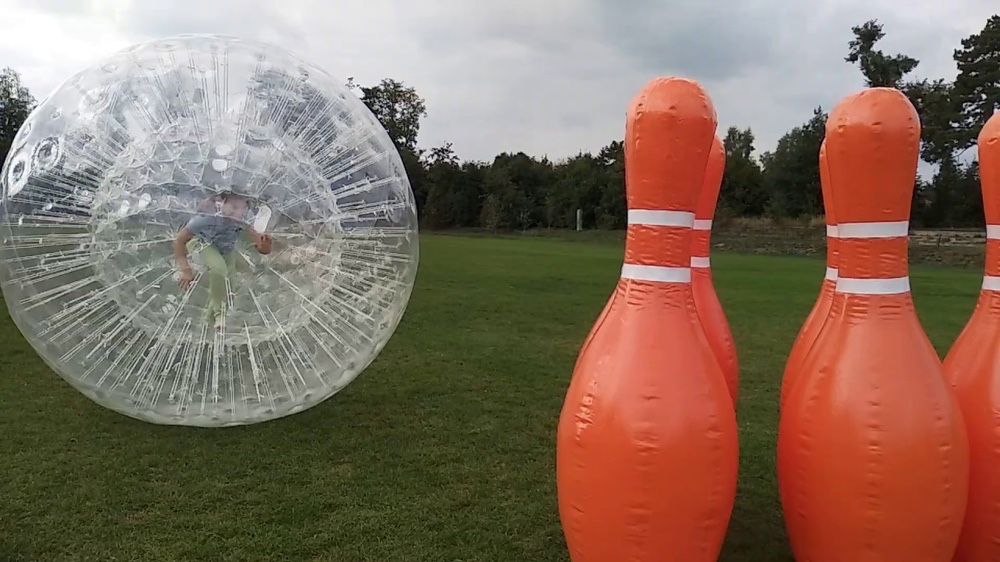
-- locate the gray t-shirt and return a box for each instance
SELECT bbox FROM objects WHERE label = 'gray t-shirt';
[186,214,244,254]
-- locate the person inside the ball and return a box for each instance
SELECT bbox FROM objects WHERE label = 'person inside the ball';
[173,192,272,324]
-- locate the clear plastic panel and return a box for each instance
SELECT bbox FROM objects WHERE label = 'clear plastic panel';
[0,35,419,427]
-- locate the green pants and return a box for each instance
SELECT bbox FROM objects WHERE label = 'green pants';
[200,244,236,321]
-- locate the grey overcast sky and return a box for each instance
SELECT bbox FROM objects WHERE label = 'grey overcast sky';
[0,0,996,163]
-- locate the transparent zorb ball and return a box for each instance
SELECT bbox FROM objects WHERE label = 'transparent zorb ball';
[0,35,419,426]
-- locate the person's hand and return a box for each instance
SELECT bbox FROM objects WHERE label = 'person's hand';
[178,266,195,290]
[254,232,272,255]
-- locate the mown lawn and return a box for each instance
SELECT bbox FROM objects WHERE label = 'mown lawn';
[0,233,982,561]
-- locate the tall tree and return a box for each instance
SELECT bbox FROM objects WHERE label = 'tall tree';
[421,142,458,228]
[911,177,933,227]
[595,141,625,228]
[546,153,604,228]
[723,127,755,160]
[951,161,984,227]
[904,79,961,165]
[455,162,488,227]
[845,20,920,87]
[953,15,1000,149]
[720,127,767,216]
[348,77,427,152]
[842,19,987,229]
[761,108,827,218]
[422,143,484,229]
[426,141,459,166]
[399,147,428,216]
[0,67,35,165]
[347,77,429,215]
[486,152,553,229]
[480,166,530,231]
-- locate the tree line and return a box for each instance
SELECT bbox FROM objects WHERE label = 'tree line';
[347,16,999,230]
[2,16,998,229]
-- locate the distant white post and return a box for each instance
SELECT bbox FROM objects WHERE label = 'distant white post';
[576,209,583,231]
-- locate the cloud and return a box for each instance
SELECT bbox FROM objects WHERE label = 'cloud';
[1,0,997,164]
[590,0,781,81]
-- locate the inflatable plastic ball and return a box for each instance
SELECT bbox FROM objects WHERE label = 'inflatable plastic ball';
[0,35,419,427]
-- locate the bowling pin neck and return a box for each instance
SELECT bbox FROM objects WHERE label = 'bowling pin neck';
[971,284,1000,323]
[833,221,910,297]
[690,219,712,269]
[622,209,694,284]
[974,284,1000,315]
[825,225,839,281]
[981,225,1000,295]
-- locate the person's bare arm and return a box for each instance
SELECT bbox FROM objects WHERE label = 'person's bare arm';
[246,227,272,254]
[174,227,196,288]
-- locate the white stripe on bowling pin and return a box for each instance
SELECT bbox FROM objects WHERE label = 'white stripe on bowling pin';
[691,257,711,268]
[825,225,839,279]
[983,276,1000,292]
[836,221,909,238]
[836,276,910,295]
[627,210,695,227]
[981,226,1000,290]
[693,219,712,231]
[624,211,695,282]
[621,264,692,283]
[833,221,910,294]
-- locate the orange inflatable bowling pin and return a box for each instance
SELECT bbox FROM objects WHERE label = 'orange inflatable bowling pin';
[776,88,969,561]
[556,77,738,562]
[692,136,740,406]
[943,111,1000,562]
[779,141,837,408]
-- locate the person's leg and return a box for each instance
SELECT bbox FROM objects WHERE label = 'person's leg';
[201,244,229,322]
[224,249,237,307]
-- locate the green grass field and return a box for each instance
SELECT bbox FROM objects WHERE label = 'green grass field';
[0,233,983,561]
